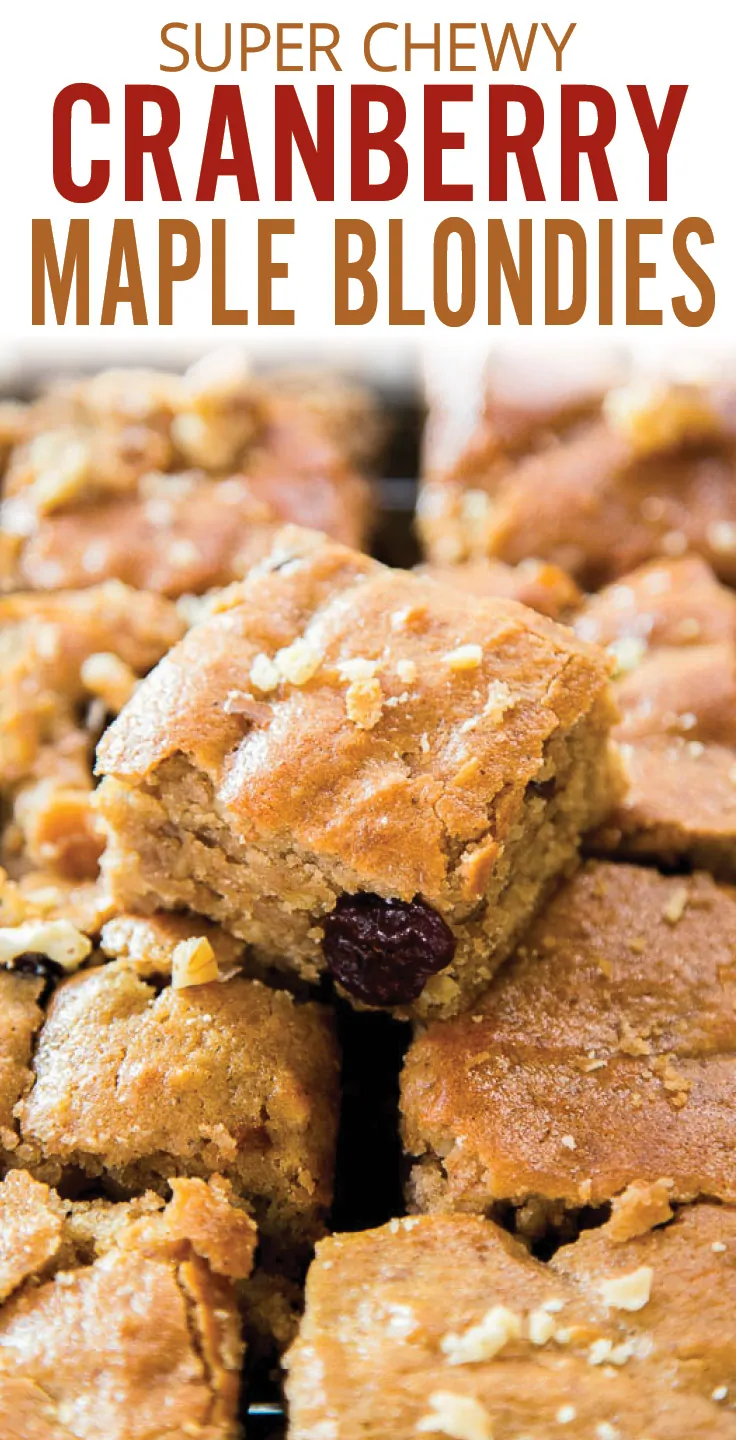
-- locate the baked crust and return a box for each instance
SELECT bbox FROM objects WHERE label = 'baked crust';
[285,1206,736,1439]
[402,861,736,1223]
[95,531,617,1019]
[576,555,736,650]
[0,1168,254,1440]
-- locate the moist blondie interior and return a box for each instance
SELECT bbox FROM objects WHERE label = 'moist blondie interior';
[95,530,618,1021]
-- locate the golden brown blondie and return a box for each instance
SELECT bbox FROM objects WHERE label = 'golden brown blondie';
[285,1205,736,1439]
[0,959,339,1254]
[95,530,618,1020]
[419,376,736,588]
[0,358,376,597]
[577,556,736,875]
[0,1167,255,1440]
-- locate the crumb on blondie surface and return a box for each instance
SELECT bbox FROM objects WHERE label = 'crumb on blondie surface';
[419,376,736,588]
[402,861,736,1229]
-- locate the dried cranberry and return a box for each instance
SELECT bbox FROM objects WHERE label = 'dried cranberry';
[322,894,456,1006]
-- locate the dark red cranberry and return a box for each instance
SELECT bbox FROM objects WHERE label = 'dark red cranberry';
[10,953,64,980]
[322,894,456,1006]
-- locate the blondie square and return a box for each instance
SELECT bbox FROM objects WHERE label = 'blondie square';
[1,358,376,595]
[418,558,581,621]
[402,861,736,1232]
[0,1167,256,1440]
[95,530,617,1020]
[285,1205,736,1440]
[419,378,736,589]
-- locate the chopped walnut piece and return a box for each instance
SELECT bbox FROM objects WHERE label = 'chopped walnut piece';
[345,677,383,730]
[339,657,378,682]
[440,1305,521,1365]
[527,1307,556,1345]
[417,1392,493,1440]
[598,1264,653,1311]
[274,638,323,686]
[662,886,689,925]
[396,659,418,684]
[249,653,280,694]
[171,935,220,989]
[607,1179,674,1242]
[444,644,483,671]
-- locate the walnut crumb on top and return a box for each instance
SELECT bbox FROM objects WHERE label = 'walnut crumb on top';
[274,638,323,686]
[339,657,378,682]
[249,653,280,693]
[662,887,689,925]
[345,677,383,730]
[598,1265,653,1312]
[396,658,418,685]
[484,680,514,723]
[527,1308,556,1346]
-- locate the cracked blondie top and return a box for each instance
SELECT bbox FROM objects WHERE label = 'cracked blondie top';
[95,529,617,1020]
[0,1167,256,1440]
[285,1204,736,1439]
[419,375,736,589]
[576,557,736,876]
[402,861,736,1231]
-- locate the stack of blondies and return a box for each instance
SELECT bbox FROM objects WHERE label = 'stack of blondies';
[0,351,735,1440]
